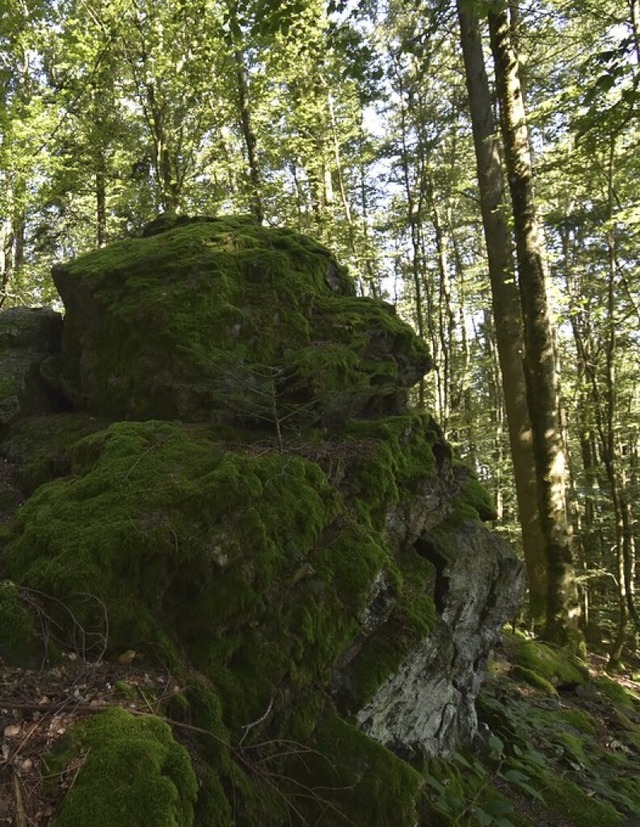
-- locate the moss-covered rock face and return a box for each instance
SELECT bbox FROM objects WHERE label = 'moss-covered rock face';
[0,219,526,826]
[0,580,41,666]
[0,307,66,425]
[47,217,431,426]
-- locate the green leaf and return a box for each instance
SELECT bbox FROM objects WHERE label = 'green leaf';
[475,808,493,827]
[516,782,545,803]
[451,751,473,770]
[503,768,529,783]
[488,734,504,756]
[424,774,446,795]
[485,798,514,817]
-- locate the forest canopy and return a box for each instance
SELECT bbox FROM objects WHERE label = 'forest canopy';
[1,0,639,659]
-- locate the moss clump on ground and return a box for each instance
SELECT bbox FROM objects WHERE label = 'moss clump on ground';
[594,674,640,706]
[555,707,598,735]
[49,708,197,827]
[510,665,558,695]
[543,775,624,826]
[506,637,588,687]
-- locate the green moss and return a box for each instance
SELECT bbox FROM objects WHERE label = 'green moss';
[192,765,233,826]
[509,639,587,686]
[343,547,436,708]
[2,421,340,668]
[555,707,598,736]
[595,675,640,706]
[53,218,431,429]
[3,410,444,749]
[1,413,112,493]
[544,775,623,826]
[554,730,587,764]
[510,665,558,695]
[283,712,423,827]
[50,707,197,827]
[455,471,497,521]
[114,681,137,701]
[55,222,361,421]
[613,706,640,732]
[340,413,439,527]
[0,580,41,666]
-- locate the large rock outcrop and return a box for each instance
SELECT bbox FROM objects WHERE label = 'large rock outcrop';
[0,217,524,826]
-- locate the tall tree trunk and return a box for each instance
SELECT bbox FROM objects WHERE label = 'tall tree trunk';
[488,6,582,648]
[96,163,107,248]
[0,216,13,307]
[228,2,263,225]
[600,146,640,662]
[394,55,427,407]
[457,2,547,622]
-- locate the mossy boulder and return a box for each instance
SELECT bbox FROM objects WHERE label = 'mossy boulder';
[0,218,526,825]
[46,217,431,426]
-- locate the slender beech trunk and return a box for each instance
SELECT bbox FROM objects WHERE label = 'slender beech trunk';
[1,217,13,307]
[128,42,178,213]
[601,144,640,662]
[228,2,263,224]
[394,52,427,407]
[487,6,582,647]
[96,163,107,248]
[0,191,25,308]
[457,3,547,622]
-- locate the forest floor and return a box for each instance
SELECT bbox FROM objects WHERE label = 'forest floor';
[0,639,639,826]
[470,639,640,827]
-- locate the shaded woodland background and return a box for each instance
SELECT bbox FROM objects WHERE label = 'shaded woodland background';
[1,0,639,659]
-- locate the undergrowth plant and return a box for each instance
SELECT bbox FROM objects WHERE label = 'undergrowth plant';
[423,734,545,826]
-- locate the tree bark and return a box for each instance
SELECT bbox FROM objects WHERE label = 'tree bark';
[457,2,547,622]
[228,2,264,225]
[487,6,582,647]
